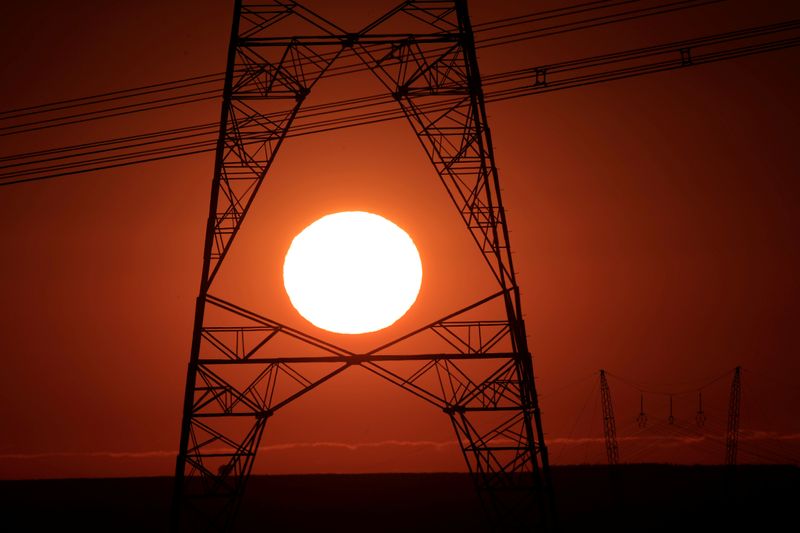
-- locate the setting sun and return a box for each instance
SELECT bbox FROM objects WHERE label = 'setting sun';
[283,211,423,334]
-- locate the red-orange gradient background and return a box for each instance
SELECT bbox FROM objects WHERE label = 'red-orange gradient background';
[0,0,798,478]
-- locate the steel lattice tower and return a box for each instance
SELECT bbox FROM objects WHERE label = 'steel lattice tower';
[172,1,553,530]
[725,366,742,465]
[599,369,619,465]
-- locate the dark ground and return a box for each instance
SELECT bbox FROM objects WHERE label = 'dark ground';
[1,465,797,532]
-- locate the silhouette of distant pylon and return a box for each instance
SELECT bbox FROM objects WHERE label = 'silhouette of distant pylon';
[599,369,619,465]
[725,366,742,465]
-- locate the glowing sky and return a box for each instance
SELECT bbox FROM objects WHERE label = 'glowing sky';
[0,0,798,478]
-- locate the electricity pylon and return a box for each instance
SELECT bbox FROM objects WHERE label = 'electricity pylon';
[172,1,554,530]
[725,366,742,465]
[599,369,619,465]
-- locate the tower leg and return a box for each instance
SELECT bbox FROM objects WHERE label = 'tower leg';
[172,2,554,530]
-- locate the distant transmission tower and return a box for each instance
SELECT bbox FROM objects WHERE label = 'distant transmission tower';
[695,391,706,427]
[599,370,619,465]
[636,392,647,428]
[725,366,742,465]
[171,1,554,531]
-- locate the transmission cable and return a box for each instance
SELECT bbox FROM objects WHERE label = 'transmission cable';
[2,17,797,186]
[0,0,717,130]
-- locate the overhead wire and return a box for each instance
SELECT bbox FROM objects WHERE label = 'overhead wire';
[598,366,800,465]
[3,30,798,185]
[473,0,638,32]
[478,0,726,48]
[3,24,797,186]
[0,90,220,138]
[0,0,713,130]
[604,368,735,396]
[0,122,219,164]
[0,0,733,186]
[0,71,226,120]
[4,4,798,187]
[533,363,795,465]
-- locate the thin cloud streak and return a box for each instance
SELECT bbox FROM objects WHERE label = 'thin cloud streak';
[2,432,798,461]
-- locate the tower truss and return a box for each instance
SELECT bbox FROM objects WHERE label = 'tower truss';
[599,369,619,465]
[172,1,553,530]
[725,366,742,465]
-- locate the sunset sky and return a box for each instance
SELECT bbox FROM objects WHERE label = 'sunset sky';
[1,0,799,479]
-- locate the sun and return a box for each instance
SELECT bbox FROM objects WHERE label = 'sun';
[283,211,423,334]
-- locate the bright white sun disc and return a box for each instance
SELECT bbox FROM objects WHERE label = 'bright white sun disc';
[283,211,423,334]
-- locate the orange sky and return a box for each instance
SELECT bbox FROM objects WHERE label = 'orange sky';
[1,0,799,479]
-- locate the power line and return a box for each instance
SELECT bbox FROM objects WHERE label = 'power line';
[0,71,226,119]
[0,0,717,129]
[0,122,218,164]
[605,368,735,396]
[473,0,639,33]
[478,0,726,49]
[2,16,798,186]
[590,368,800,465]
[0,91,219,138]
